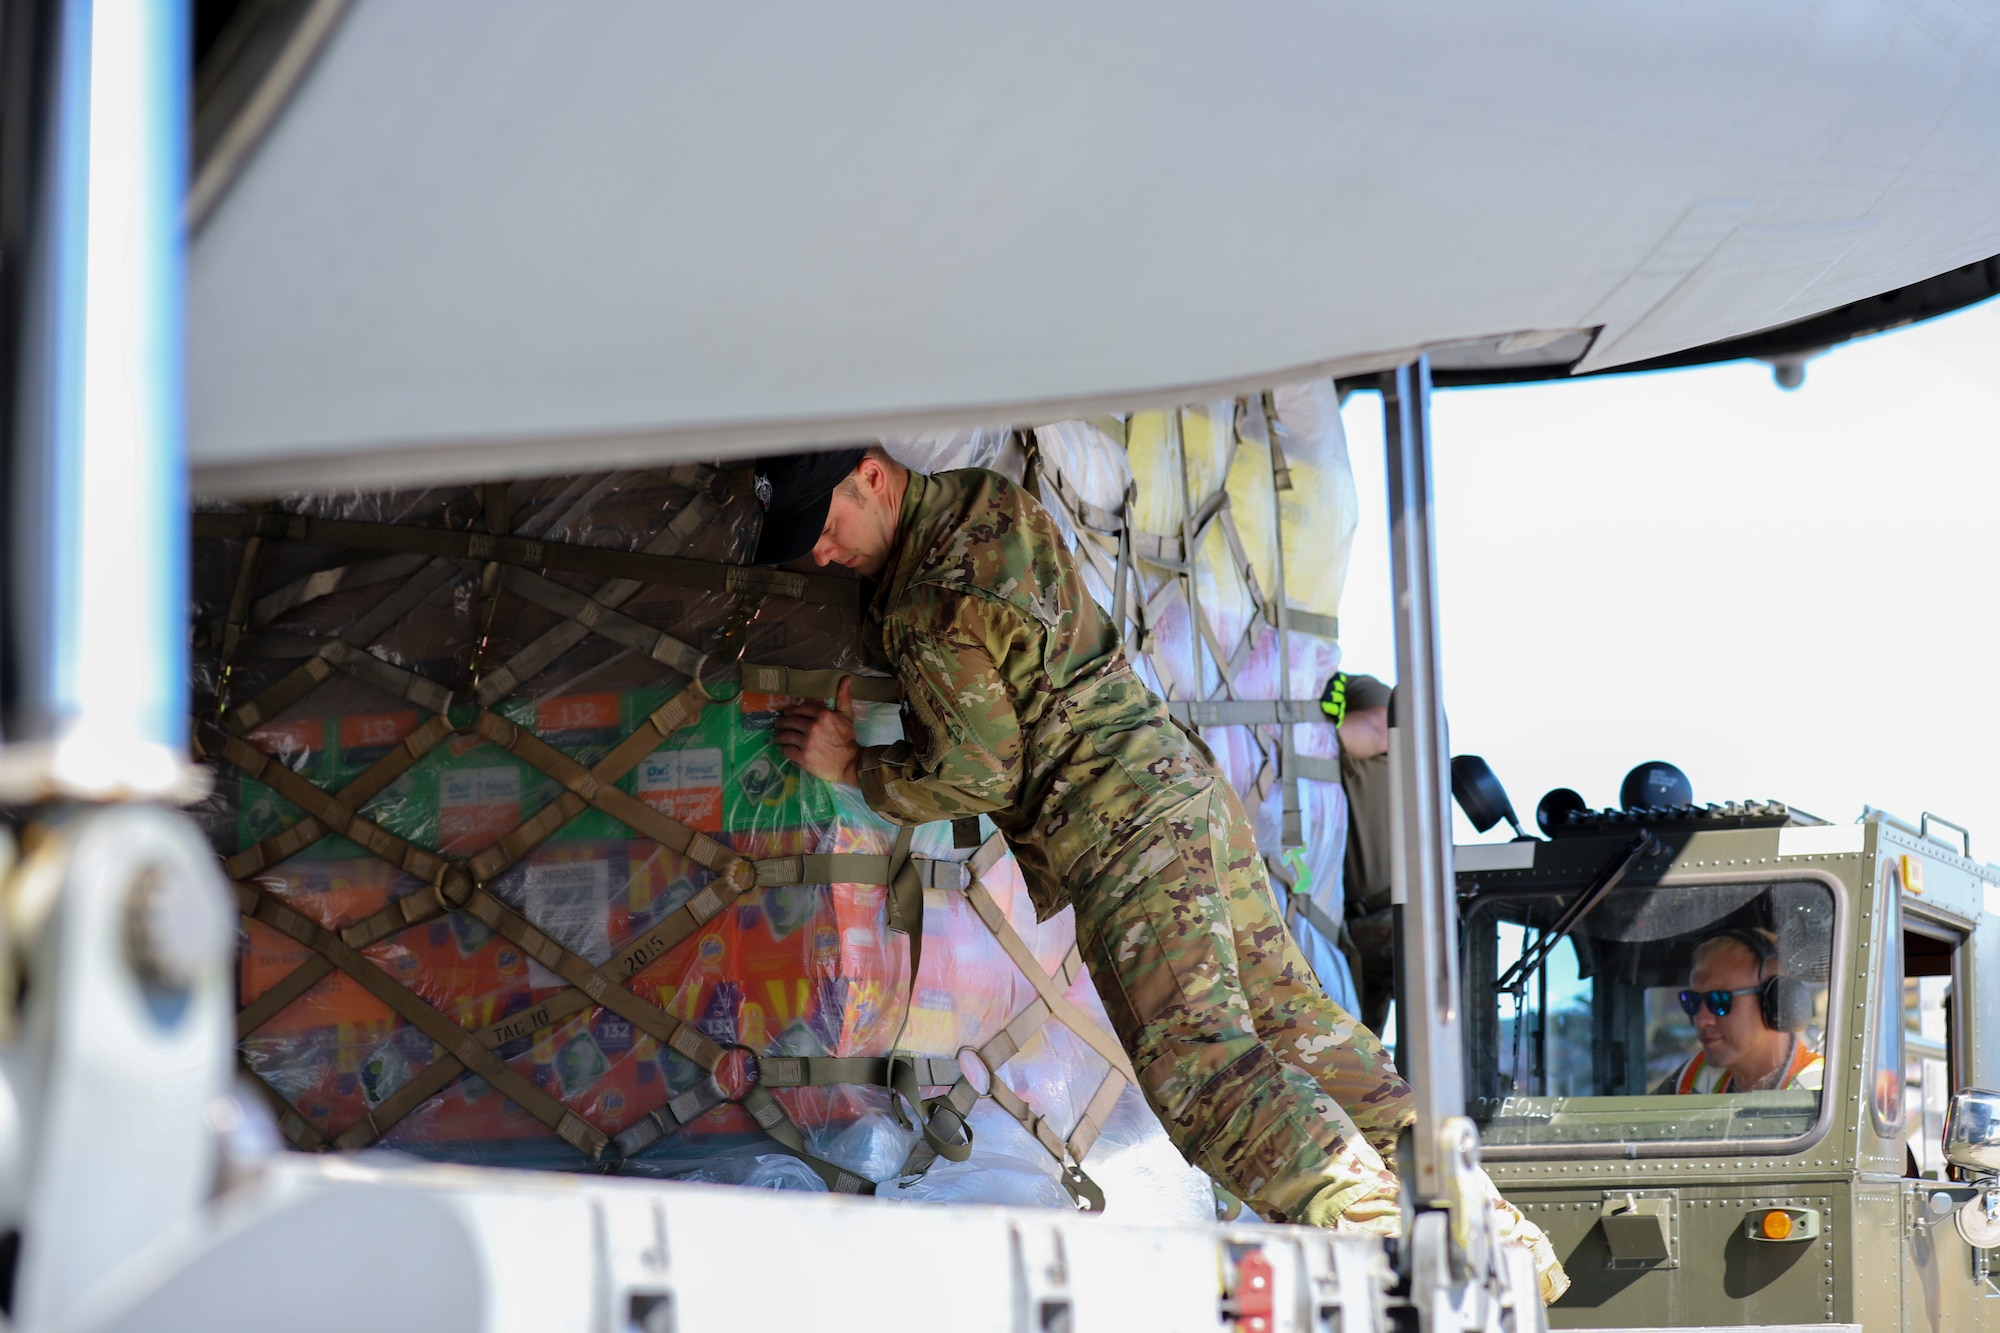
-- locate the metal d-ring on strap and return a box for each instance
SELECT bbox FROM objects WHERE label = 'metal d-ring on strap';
[890,976,1122,1211]
[874,830,1132,1210]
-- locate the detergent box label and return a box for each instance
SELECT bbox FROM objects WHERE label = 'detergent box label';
[520,857,613,990]
[334,710,422,776]
[635,746,724,832]
[437,765,522,856]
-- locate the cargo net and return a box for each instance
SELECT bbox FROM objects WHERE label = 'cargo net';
[192,385,1359,1209]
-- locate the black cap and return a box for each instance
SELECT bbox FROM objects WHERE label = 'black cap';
[749,447,870,566]
[1342,673,1392,713]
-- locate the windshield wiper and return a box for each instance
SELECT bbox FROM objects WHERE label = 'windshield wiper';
[1493,832,1662,995]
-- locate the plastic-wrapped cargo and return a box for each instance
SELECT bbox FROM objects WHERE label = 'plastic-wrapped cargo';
[199,383,1363,1209]
[1049,383,1361,1009]
[195,461,1182,1207]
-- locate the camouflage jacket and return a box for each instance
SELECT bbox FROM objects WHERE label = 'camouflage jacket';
[857,468,1215,919]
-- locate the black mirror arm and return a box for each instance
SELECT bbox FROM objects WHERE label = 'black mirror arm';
[1492,832,1661,995]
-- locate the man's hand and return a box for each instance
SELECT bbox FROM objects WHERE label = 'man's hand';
[773,677,861,787]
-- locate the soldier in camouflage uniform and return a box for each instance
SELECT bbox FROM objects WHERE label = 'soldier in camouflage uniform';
[766,447,1567,1303]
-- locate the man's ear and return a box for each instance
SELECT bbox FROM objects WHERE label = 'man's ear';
[860,452,893,497]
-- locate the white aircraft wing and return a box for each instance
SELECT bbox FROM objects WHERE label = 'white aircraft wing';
[187,1,2000,494]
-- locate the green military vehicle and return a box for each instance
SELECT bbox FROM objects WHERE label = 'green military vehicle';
[1450,791,2000,1330]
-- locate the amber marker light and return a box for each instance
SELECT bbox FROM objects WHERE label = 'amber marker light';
[1745,1206,1819,1242]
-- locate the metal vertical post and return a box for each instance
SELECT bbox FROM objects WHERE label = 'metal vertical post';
[1380,357,1463,1205]
[4,0,190,801]
[2,10,226,1327]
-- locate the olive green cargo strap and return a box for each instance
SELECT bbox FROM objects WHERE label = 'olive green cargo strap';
[954,837,1135,1084]
[219,712,455,880]
[891,950,1123,1210]
[222,555,460,734]
[464,703,941,892]
[758,1053,962,1091]
[343,987,603,1151]
[474,480,723,705]
[234,954,333,1042]
[752,846,958,892]
[466,706,735,879]
[1040,463,1126,537]
[1165,699,1327,727]
[192,509,861,608]
[496,565,711,681]
[328,637,459,714]
[895,992,1056,1180]
[269,859,867,1192]
[236,879,611,1160]
[1297,891,1344,951]
[248,1073,329,1153]
[247,551,434,629]
[736,663,901,704]
[879,828,1132,1209]
[199,722,452,887]
[613,1050,964,1189]
[1285,754,1342,784]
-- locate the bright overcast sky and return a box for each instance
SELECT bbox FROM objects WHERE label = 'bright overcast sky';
[1335,295,2000,855]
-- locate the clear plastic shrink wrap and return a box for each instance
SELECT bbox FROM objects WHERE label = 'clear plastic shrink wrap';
[199,385,1361,1211]
[1100,384,1361,1009]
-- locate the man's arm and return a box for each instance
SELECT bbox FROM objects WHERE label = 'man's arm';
[855,627,1024,823]
[1338,705,1390,761]
[774,596,1027,823]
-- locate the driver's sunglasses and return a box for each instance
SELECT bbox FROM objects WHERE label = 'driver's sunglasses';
[1679,985,1761,1018]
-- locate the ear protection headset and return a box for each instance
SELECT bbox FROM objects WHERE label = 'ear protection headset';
[1718,927,1813,1032]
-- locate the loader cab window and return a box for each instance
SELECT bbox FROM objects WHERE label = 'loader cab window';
[1465,875,1837,1155]
[1895,882,1963,1180]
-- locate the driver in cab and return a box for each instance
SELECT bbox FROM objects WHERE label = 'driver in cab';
[1658,927,1824,1094]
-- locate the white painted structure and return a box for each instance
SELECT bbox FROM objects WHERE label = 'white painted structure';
[188,1,2000,495]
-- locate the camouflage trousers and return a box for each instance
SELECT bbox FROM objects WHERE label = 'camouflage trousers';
[1068,779,1562,1295]
[1070,780,1409,1224]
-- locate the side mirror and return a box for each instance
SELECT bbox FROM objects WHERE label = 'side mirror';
[1944,1089,2000,1176]
[1451,755,1524,839]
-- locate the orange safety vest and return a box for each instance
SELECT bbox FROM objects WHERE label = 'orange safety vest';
[1674,1036,1822,1094]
